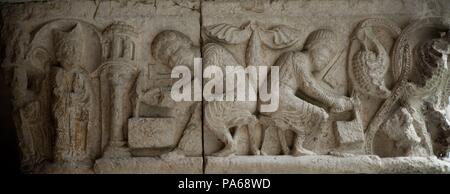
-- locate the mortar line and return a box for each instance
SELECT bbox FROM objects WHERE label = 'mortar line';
[199,0,206,175]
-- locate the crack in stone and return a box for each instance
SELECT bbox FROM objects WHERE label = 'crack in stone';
[92,0,101,20]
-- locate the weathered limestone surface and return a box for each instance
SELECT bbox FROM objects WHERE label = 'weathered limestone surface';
[1,0,450,174]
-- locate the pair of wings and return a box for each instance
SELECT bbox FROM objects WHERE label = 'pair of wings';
[204,22,299,49]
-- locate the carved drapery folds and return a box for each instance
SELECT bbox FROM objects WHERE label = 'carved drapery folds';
[1,0,450,173]
[3,27,52,172]
[1,19,103,172]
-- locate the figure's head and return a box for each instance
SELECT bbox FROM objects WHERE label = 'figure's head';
[305,29,337,71]
[151,30,197,69]
[54,23,85,69]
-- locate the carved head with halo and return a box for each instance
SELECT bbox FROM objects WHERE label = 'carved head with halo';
[53,23,85,69]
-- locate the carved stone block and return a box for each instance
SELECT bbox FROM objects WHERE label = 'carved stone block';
[128,118,180,149]
[335,120,365,146]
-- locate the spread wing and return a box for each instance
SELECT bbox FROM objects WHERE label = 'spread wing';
[260,25,299,49]
[204,23,252,44]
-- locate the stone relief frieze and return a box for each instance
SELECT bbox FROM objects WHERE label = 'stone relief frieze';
[1,0,450,174]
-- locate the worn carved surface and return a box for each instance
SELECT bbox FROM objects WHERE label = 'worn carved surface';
[1,0,450,174]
